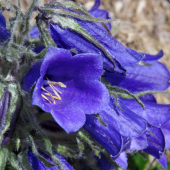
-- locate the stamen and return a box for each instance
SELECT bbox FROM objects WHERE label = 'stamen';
[52,96,61,100]
[45,77,66,88]
[41,87,55,104]
[41,77,66,103]
[49,84,61,100]
[45,93,61,100]
[51,84,62,94]
[41,94,52,103]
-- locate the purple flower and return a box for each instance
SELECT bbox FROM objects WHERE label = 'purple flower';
[84,113,123,159]
[23,47,109,133]
[0,13,10,45]
[123,96,170,169]
[49,20,143,74]
[28,150,74,170]
[84,94,170,169]
[105,50,170,92]
[83,96,147,161]
[31,0,145,74]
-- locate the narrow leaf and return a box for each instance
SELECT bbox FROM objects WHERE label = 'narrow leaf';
[0,147,8,170]
[39,7,116,23]
[107,85,145,110]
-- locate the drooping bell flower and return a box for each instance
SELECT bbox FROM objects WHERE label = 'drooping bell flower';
[83,95,147,161]
[33,0,145,74]
[23,47,109,133]
[105,50,170,93]
[0,13,10,45]
[123,95,170,169]
[29,0,111,54]
[30,0,111,37]
[28,150,75,170]
[84,113,123,159]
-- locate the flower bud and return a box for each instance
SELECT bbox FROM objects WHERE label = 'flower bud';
[0,83,20,145]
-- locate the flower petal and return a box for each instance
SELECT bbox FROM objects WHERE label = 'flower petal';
[157,153,167,169]
[0,13,6,27]
[129,134,148,151]
[115,152,128,170]
[32,47,109,133]
[77,21,143,67]
[49,24,125,74]
[22,61,42,92]
[141,50,163,61]
[122,99,170,127]
[29,26,39,38]
[99,97,146,137]
[88,0,101,12]
[0,13,10,45]
[161,121,170,149]
[41,47,103,80]
[89,6,112,30]
[144,125,165,159]
[105,60,170,92]
[28,150,75,170]
[84,114,123,158]
[95,154,116,170]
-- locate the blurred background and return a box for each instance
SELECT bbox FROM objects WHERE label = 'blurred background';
[2,0,170,169]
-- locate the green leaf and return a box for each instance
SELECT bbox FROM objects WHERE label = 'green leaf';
[94,113,107,127]
[0,147,8,170]
[128,153,149,170]
[28,133,55,168]
[8,152,21,170]
[78,131,104,157]
[18,151,32,170]
[111,23,120,34]
[137,61,152,66]
[39,7,116,23]
[16,137,20,152]
[107,85,145,110]
[76,138,84,156]
[56,145,77,158]
[47,1,91,17]
[36,18,56,47]
[23,105,64,170]
[19,116,56,168]
[35,47,49,60]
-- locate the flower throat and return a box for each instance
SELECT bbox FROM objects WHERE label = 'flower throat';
[41,78,66,104]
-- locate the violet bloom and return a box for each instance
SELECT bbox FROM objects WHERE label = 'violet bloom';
[31,0,144,74]
[23,47,109,133]
[0,13,10,45]
[28,150,74,170]
[122,96,170,169]
[84,96,147,161]
[105,50,170,92]
[29,0,111,38]
[84,95,170,169]
[49,18,143,75]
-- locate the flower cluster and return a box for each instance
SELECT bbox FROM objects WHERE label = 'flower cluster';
[0,0,170,169]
